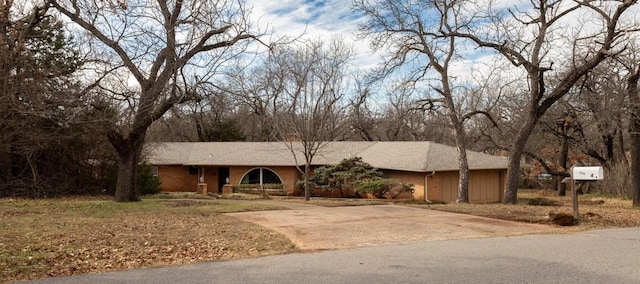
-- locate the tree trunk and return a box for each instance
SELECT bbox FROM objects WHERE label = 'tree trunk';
[108,130,146,202]
[628,64,640,207]
[631,132,640,207]
[114,149,141,202]
[557,177,568,197]
[456,149,470,203]
[454,129,470,203]
[304,163,311,201]
[442,78,469,203]
[503,151,522,204]
[558,130,569,196]
[504,118,538,204]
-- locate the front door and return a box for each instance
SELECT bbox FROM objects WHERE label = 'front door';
[218,167,230,194]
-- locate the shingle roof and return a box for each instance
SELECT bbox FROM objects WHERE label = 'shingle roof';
[144,141,508,172]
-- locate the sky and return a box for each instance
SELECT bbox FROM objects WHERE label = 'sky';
[247,0,381,70]
[247,0,640,80]
[245,0,512,86]
[53,0,639,98]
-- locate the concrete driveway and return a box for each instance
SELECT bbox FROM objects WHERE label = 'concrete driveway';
[226,201,555,250]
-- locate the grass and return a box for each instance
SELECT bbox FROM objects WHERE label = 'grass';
[0,196,296,283]
[2,190,639,282]
[414,190,640,229]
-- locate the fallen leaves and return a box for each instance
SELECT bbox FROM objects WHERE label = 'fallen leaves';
[0,198,296,283]
[422,191,640,229]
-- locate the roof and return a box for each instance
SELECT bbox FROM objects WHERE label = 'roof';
[144,141,509,172]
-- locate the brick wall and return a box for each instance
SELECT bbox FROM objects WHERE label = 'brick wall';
[157,165,198,192]
[156,164,504,202]
[384,170,426,200]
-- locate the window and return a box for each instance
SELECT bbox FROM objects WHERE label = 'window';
[239,168,283,190]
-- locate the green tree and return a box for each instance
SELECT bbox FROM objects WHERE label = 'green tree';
[311,157,383,197]
[0,1,105,197]
[310,157,413,199]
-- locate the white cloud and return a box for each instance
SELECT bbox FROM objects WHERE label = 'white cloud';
[247,0,640,91]
[247,0,379,70]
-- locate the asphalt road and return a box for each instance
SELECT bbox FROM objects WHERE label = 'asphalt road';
[23,227,640,284]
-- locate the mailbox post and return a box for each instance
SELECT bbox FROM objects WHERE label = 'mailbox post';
[570,166,604,219]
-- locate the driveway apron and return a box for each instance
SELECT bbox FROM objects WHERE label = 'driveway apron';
[226,202,554,250]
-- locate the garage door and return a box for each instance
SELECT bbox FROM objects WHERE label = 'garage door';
[469,171,501,203]
[438,171,502,203]
[440,174,457,203]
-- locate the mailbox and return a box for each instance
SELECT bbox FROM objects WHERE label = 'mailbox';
[571,166,604,181]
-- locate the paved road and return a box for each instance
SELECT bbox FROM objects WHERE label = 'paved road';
[24,227,640,284]
[227,202,555,250]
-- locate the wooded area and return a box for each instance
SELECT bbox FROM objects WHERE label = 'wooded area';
[1,0,639,206]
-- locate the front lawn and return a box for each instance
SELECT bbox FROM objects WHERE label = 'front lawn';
[0,197,296,283]
[415,190,640,229]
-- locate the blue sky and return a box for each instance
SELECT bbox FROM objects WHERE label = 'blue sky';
[246,0,510,81]
[250,0,363,34]
[246,0,640,89]
[247,0,379,69]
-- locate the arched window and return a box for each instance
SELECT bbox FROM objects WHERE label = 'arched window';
[239,168,283,191]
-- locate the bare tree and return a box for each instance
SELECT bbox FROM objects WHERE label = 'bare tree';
[345,83,439,142]
[146,89,246,143]
[346,78,379,141]
[272,39,353,201]
[626,61,640,206]
[218,56,289,142]
[50,0,261,201]
[449,0,638,203]
[565,62,629,168]
[354,0,486,202]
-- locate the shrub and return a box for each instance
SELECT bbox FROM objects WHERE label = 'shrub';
[309,157,383,197]
[137,164,162,195]
[231,183,284,195]
[527,197,562,206]
[355,178,414,199]
[103,163,162,196]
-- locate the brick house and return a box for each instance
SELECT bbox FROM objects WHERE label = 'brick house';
[144,141,509,203]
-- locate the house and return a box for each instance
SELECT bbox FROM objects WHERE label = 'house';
[144,141,509,203]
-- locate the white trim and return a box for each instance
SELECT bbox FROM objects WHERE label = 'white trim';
[238,167,284,187]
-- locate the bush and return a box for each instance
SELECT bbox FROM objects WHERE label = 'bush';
[309,157,383,197]
[103,163,162,196]
[231,183,285,195]
[355,178,414,199]
[527,197,562,206]
[137,164,162,195]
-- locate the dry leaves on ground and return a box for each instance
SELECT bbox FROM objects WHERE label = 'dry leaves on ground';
[0,198,296,283]
[423,191,640,229]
